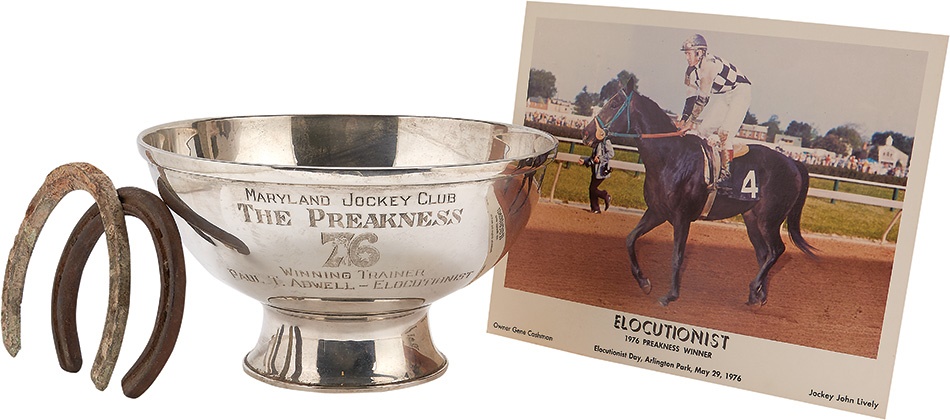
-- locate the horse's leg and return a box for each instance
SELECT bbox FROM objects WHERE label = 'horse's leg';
[743,210,786,306]
[626,207,665,295]
[742,211,769,304]
[660,217,691,306]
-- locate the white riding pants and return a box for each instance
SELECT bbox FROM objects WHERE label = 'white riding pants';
[697,82,751,151]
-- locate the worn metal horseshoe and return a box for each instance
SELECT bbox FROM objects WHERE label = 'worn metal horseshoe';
[52,186,186,398]
[156,177,250,255]
[2,163,131,390]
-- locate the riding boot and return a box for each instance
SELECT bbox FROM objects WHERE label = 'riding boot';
[716,149,734,194]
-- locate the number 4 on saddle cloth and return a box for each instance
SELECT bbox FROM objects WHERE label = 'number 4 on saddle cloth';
[699,143,759,218]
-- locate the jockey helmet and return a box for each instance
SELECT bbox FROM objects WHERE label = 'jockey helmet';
[681,34,708,51]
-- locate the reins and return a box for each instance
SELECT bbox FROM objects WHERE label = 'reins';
[598,130,684,140]
[640,131,685,139]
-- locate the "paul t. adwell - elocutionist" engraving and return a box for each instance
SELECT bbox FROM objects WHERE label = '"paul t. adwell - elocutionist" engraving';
[227,266,475,291]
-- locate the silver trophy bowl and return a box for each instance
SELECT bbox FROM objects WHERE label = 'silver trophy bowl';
[137,115,556,391]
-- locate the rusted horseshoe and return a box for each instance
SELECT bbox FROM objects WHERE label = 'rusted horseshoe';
[52,186,186,398]
[157,177,250,255]
[2,163,131,390]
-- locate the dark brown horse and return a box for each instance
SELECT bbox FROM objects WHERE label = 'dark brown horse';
[583,80,816,306]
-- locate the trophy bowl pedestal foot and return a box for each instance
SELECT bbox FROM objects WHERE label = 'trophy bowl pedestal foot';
[242,305,447,392]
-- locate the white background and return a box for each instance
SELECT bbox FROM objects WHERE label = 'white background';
[0,1,946,419]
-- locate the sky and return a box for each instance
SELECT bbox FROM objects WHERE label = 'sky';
[527,17,931,139]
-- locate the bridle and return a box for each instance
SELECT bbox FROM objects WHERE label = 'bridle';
[594,86,639,141]
[593,86,682,141]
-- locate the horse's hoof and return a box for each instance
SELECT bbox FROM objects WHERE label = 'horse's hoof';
[659,293,677,306]
[747,285,767,306]
[638,279,652,295]
[745,296,768,307]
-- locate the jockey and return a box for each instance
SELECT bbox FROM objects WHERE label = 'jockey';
[675,34,752,191]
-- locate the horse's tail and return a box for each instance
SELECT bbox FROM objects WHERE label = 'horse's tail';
[786,161,818,258]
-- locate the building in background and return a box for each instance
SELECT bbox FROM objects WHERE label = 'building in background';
[737,124,768,141]
[877,135,909,168]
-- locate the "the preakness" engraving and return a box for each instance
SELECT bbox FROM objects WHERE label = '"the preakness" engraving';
[232,187,470,269]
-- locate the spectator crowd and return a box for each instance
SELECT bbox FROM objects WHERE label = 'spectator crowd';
[777,148,909,178]
[525,111,588,130]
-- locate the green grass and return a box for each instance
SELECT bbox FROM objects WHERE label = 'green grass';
[800,198,901,242]
[809,177,905,201]
[542,162,646,209]
[541,150,903,242]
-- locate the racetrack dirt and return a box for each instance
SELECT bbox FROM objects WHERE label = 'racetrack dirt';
[502,202,896,359]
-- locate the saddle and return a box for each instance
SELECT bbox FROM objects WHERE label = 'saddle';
[700,142,757,219]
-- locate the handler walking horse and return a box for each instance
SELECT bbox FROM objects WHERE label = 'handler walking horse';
[584,81,816,306]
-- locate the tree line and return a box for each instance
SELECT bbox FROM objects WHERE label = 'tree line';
[527,68,914,163]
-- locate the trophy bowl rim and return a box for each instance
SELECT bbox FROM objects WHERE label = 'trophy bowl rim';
[136,114,558,181]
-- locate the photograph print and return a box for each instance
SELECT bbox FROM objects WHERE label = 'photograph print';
[489,3,946,416]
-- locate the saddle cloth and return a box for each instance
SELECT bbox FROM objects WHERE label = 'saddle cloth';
[700,142,756,219]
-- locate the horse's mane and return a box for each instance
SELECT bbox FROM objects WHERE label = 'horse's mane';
[634,92,678,133]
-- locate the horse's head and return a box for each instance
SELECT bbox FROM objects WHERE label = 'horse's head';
[582,79,679,145]
[582,79,639,145]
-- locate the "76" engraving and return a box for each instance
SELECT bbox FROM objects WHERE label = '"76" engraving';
[321,233,381,268]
